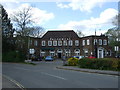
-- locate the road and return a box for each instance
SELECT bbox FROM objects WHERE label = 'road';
[2,60,119,88]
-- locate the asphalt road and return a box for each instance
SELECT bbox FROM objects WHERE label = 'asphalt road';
[2,60,119,88]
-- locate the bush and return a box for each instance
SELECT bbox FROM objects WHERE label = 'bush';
[67,57,79,66]
[78,58,120,71]
[2,51,25,62]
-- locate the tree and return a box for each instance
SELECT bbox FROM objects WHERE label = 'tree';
[11,5,45,58]
[105,27,120,56]
[76,30,84,37]
[11,6,33,36]
[1,4,15,53]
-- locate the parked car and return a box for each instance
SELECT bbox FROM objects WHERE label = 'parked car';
[88,55,96,59]
[73,56,84,59]
[45,56,53,61]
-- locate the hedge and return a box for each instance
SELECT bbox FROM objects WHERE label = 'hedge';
[2,51,25,62]
[67,57,79,66]
[78,58,120,71]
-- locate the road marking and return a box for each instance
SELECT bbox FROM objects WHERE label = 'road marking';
[3,75,25,90]
[41,72,67,80]
[15,67,67,80]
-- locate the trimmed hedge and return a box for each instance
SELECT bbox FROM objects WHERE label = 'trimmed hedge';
[2,51,25,62]
[78,58,120,71]
[67,57,79,66]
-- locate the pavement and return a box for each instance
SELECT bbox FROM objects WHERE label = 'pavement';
[2,75,24,89]
[56,66,120,76]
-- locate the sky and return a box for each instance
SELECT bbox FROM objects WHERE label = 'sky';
[0,0,119,36]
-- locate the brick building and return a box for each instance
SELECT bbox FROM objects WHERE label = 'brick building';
[29,30,112,58]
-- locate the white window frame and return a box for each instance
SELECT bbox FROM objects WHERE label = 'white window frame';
[53,41,57,46]
[82,40,85,46]
[103,39,107,45]
[94,39,97,45]
[49,51,55,56]
[58,41,62,46]
[34,40,38,46]
[42,41,45,46]
[48,41,52,46]
[99,39,102,45]
[68,40,73,46]
[75,40,79,46]
[63,40,67,46]
[87,39,90,45]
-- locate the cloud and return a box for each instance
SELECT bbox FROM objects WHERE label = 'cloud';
[57,8,118,35]
[57,0,107,12]
[4,3,55,25]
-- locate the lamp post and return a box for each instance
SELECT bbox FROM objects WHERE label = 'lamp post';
[94,30,97,58]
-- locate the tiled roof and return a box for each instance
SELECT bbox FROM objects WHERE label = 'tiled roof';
[42,30,79,39]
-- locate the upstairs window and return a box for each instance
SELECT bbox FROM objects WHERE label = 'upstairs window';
[48,41,52,46]
[34,40,38,46]
[99,39,102,45]
[63,40,67,46]
[58,41,62,46]
[53,41,57,46]
[68,40,73,46]
[87,39,90,45]
[82,40,85,46]
[75,40,79,46]
[30,40,32,45]
[103,40,107,45]
[42,41,45,46]
[94,39,97,45]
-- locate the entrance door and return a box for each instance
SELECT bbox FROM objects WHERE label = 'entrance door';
[98,49,104,58]
[58,53,61,58]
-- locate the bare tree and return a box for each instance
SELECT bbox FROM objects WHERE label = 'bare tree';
[76,30,84,37]
[11,5,33,36]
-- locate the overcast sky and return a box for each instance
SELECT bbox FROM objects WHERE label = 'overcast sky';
[0,0,119,36]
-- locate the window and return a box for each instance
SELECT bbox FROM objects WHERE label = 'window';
[103,40,107,45]
[87,39,90,45]
[48,41,52,46]
[68,40,73,46]
[53,41,57,46]
[63,40,67,46]
[65,49,71,57]
[99,39,102,45]
[114,46,119,51]
[30,40,32,45]
[94,39,97,45]
[41,51,45,56]
[74,49,80,56]
[75,40,79,46]
[84,49,88,57]
[58,41,62,46]
[42,41,45,46]
[50,51,55,57]
[34,40,38,46]
[82,40,85,46]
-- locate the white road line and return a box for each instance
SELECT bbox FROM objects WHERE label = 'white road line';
[15,67,67,80]
[3,75,25,90]
[41,72,67,80]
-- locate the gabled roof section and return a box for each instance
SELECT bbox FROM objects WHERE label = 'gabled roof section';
[42,30,79,39]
